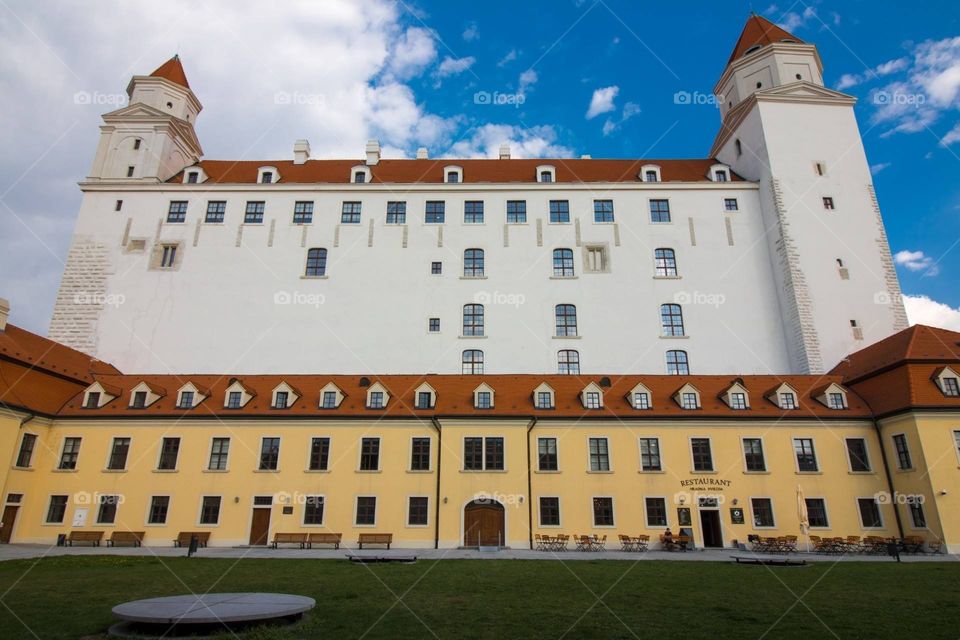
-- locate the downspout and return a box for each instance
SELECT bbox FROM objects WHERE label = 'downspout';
[525,416,537,550]
[431,417,442,550]
[873,419,905,539]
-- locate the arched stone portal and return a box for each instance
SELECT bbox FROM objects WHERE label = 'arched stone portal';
[463,500,505,548]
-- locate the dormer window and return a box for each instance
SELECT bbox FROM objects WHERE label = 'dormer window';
[944,377,960,397]
[354,171,366,183]
[640,164,661,182]
[681,393,699,410]
[536,165,556,183]
[261,172,273,184]
[723,382,750,410]
[674,383,701,410]
[533,383,556,409]
[351,166,371,183]
[83,382,118,409]
[714,169,728,182]
[223,379,253,409]
[634,392,650,409]
[257,166,280,184]
[473,383,495,409]
[828,393,846,409]
[780,393,797,410]
[444,166,463,184]
[186,172,198,184]
[85,392,101,409]
[178,391,194,409]
[274,391,289,409]
[581,382,604,409]
[932,367,960,397]
[132,391,147,408]
[414,383,436,409]
[744,44,762,56]
[319,383,344,409]
[227,391,242,408]
[645,170,657,182]
[366,382,390,409]
[730,393,747,409]
[129,382,163,409]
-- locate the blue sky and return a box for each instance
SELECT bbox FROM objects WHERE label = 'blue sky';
[0,0,958,333]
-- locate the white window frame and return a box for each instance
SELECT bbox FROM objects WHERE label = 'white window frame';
[804,496,831,530]
[844,437,872,473]
[257,166,280,184]
[197,495,223,527]
[749,496,776,530]
[104,435,133,472]
[354,495,378,527]
[406,495,431,528]
[207,436,231,472]
[590,495,616,528]
[586,436,612,473]
[792,436,820,473]
[638,436,663,473]
[537,495,562,528]
[856,496,885,530]
[302,494,326,527]
[643,495,669,528]
[305,435,333,472]
[688,436,715,473]
[443,165,463,184]
[145,494,171,526]
[357,436,382,472]
[740,436,768,473]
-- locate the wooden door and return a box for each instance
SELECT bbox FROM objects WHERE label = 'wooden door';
[0,506,18,543]
[249,508,271,545]
[699,510,722,547]
[464,503,504,547]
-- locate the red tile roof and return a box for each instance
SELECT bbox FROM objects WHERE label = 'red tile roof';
[830,325,960,382]
[150,55,190,89]
[168,158,742,185]
[728,14,804,63]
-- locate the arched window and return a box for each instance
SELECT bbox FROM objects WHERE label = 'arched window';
[464,248,485,277]
[463,304,484,336]
[666,350,689,375]
[654,248,677,277]
[305,248,327,277]
[660,304,685,336]
[558,350,580,375]
[462,350,484,374]
[555,304,577,337]
[553,249,574,277]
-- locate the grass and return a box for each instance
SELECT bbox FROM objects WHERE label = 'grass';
[0,556,957,639]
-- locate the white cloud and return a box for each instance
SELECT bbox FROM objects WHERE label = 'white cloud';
[875,58,909,76]
[903,294,960,331]
[894,250,939,275]
[497,49,518,67]
[601,101,641,136]
[462,22,479,42]
[448,124,574,159]
[518,69,537,94]
[940,122,960,146]
[389,26,437,79]
[602,120,617,136]
[870,162,891,174]
[586,86,619,119]
[834,58,908,90]
[777,6,816,32]
[436,56,475,78]
[835,73,861,90]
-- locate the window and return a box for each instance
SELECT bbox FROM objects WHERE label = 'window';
[724,198,739,211]
[321,391,337,409]
[588,438,610,471]
[446,171,459,183]
[133,138,141,150]
[464,248,484,277]
[584,392,601,409]
[660,304,685,336]
[341,201,361,223]
[822,197,835,210]
[115,199,123,211]
[464,201,484,223]
[893,434,912,470]
[634,392,650,410]
[304,496,324,525]
[558,350,580,374]
[954,430,960,463]
[780,393,797,410]
[356,497,377,525]
[584,245,608,272]
[654,248,677,277]
[107,437,130,470]
[227,391,242,409]
[846,438,871,472]
[714,169,728,182]
[425,201,445,223]
[539,497,560,526]
[244,201,265,223]
[408,497,429,525]
[148,496,170,524]
[536,391,554,409]
[368,391,385,409]
[463,437,504,471]
[593,199,614,222]
[645,170,658,182]
[305,248,327,277]
[815,162,826,176]
[549,200,570,223]
[857,497,883,528]
[592,497,614,526]
[805,498,828,528]
[475,391,492,408]
[353,170,366,183]
[160,244,177,269]
[16,433,37,467]
[506,200,527,223]
[97,494,119,524]
[645,497,667,527]
[259,437,280,470]
[730,392,747,410]
[555,304,577,337]
[209,438,230,470]
[46,495,68,523]
[411,437,431,471]
[360,437,380,470]
[735,139,742,156]
[666,350,689,375]
[416,392,433,409]
[131,391,147,408]
[431,261,442,275]
[309,437,330,471]
[553,249,574,277]
[793,438,818,471]
[84,392,100,409]
[639,438,661,471]
[691,438,713,471]
[463,304,484,336]
[751,498,775,527]
[429,318,440,332]
[293,201,314,224]
[59,437,81,470]
[200,496,221,524]
[743,438,766,472]
[127,165,134,177]
[274,392,289,409]
[649,199,671,223]
[177,391,194,409]
[828,392,846,409]
[187,172,198,184]
[540,170,554,183]
[681,393,699,410]
[942,377,959,397]
[908,500,926,528]
[158,437,180,470]
[386,201,406,224]
[205,201,226,223]
[538,438,558,471]
[261,171,273,184]
[167,201,187,223]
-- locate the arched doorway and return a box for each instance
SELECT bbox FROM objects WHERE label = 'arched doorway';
[463,500,505,548]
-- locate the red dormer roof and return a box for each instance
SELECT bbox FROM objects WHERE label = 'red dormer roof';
[830,325,960,382]
[728,14,804,63]
[150,55,190,89]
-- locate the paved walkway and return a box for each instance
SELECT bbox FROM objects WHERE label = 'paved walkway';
[0,544,954,563]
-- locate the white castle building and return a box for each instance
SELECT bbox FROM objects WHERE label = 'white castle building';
[49,16,907,376]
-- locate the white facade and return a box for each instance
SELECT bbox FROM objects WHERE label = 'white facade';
[49,29,907,376]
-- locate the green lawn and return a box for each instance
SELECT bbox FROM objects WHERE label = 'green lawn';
[0,556,957,639]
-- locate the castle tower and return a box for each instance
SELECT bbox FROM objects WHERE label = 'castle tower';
[711,15,908,374]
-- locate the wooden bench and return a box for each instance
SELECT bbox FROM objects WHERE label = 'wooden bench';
[307,532,342,549]
[107,531,145,547]
[66,531,104,546]
[357,533,392,549]
[271,533,307,549]
[174,531,211,547]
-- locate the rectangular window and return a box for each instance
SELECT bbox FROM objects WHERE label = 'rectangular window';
[148,496,170,524]
[59,437,81,470]
[368,391,384,409]
[46,495,68,523]
[410,437,431,471]
[463,437,503,471]
[649,199,671,223]
[178,391,194,409]
[823,196,835,210]
[226,391,242,409]
[553,249,574,277]
[160,244,178,268]
[205,201,226,223]
[730,393,747,410]
[355,496,376,525]
[304,496,324,525]
[127,166,134,177]
[908,500,926,528]
[584,246,607,272]
[274,391,289,409]
[751,497,775,527]
[506,200,527,223]
[942,377,959,396]
[244,201,265,223]
[115,199,123,211]
[639,438,661,471]
[485,437,504,470]
[634,392,650,410]
[417,391,432,409]
[681,392,698,409]
[654,248,677,277]
[360,437,380,470]
[309,437,330,471]
[132,391,147,408]
[539,497,560,526]
[167,201,187,223]
[793,438,818,472]
[780,393,797,410]
[320,391,337,409]
[805,498,828,528]
[691,438,713,471]
[16,433,37,468]
[97,494,119,524]
[584,392,601,409]
[743,438,766,472]
[645,497,667,527]
[724,198,739,211]
[828,392,846,409]
[187,172,198,183]
[200,496,221,525]
[341,201,361,223]
[408,497,429,526]
[549,200,570,223]
[293,201,314,224]
[261,171,273,184]
[259,437,280,470]
[428,318,440,332]
[538,438,558,471]
[593,199,614,222]
[425,201,445,223]
[84,392,101,409]
[464,200,484,223]
[386,201,407,224]
[846,438,871,472]
[476,391,492,408]
[209,438,230,470]
[592,497,614,526]
[430,261,442,275]
[857,497,883,528]
[893,434,912,470]
[107,437,130,470]
[158,437,180,470]
[536,391,553,409]
[588,437,610,471]
[464,437,483,471]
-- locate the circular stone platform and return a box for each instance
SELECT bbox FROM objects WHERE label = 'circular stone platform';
[109,593,315,637]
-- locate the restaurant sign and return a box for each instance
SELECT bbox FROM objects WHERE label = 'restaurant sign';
[679,478,731,492]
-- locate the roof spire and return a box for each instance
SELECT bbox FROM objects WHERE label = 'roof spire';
[727,14,804,63]
[149,55,190,89]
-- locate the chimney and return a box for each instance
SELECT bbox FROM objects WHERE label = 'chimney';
[365,139,381,165]
[416,147,429,160]
[499,144,511,160]
[0,298,9,332]
[293,139,311,165]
